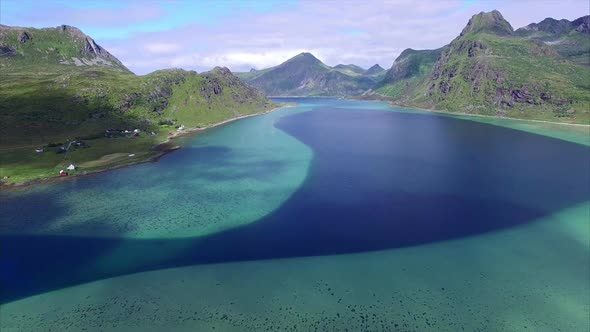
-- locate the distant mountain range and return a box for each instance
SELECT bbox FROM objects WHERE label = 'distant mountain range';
[235,53,385,97]
[235,11,589,123]
[515,15,590,67]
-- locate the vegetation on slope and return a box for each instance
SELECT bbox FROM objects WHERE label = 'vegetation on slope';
[515,15,590,67]
[236,53,379,96]
[0,25,274,184]
[376,11,590,124]
[375,48,443,101]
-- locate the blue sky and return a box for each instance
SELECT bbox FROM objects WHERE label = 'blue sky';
[1,0,588,74]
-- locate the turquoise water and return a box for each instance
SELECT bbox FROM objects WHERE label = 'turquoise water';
[0,104,314,238]
[1,98,589,331]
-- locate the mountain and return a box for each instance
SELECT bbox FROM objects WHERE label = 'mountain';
[364,64,385,76]
[459,9,514,36]
[0,25,274,183]
[375,11,590,123]
[236,53,377,96]
[517,16,589,35]
[0,24,129,71]
[374,48,443,102]
[333,64,366,75]
[515,15,590,66]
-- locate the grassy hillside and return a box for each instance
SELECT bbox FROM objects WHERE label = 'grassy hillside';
[0,24,129,71]
[376,11,590,124]
[0,25,274,184]
[376,48,443,101]
[236,53,377,96]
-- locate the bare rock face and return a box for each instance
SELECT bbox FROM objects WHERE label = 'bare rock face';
[573,15,590,33]
[517,15,590,35]
[0,43,17,57]
[120,93,140,112]
[19,31,31,44]
[84,37,107,57]
[59,25,87,39]
[510,87,535,104]
[201,66,266,104]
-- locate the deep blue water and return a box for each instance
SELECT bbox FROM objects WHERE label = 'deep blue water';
[1,99,589,303]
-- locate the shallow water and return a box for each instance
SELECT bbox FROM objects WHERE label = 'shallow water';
[1,98,589,331]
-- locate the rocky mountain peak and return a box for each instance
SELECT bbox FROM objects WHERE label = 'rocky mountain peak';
[365,64,385,75]
[209,66,233,76]
[572,15,590,33]
[57,24,88,39]
[460,10,513,36]
[516,15,590,36]
[0,24,129,71]
[519,18,574,35]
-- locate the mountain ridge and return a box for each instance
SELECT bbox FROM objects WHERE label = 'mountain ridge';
[236,52,379,96]
[0,24,275,183]
[0,24,130,71]
[374,10,590,124]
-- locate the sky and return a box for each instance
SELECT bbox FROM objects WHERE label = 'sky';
[1,0,588,74]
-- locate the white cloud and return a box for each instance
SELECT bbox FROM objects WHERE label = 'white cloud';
[99,0,590,74]
[144,43,183,55]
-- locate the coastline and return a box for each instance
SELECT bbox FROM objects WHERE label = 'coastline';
[164,104,293,141]
[0,104,292,192]
[385,101,590,128]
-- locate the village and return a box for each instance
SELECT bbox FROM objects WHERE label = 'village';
[34,128,153,177]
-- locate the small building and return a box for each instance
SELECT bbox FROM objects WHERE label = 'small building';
[133,129,141,136]
[35,148,44,153]
[59,170,68,176]
[66,164,76,170]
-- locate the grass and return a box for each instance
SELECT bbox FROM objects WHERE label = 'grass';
[0,66,275,184]
[0,133,167,183]
[377,31,590,124]
[0,26,275,185]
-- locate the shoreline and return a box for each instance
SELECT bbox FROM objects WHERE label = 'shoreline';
[3,98,587,192]
[164,104,293,141]
[0,104,292,192]
[385,101,590,128]
[353,93,589,127]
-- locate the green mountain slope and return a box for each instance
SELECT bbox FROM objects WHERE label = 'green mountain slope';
[0,25,274,183]
[376,10,590,124]
[0,24,130,72]
[236,53,376,96]
[375,48,443,102]
[515,15,590,66]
